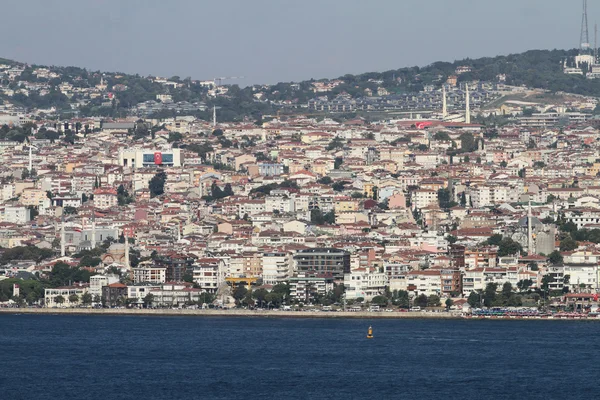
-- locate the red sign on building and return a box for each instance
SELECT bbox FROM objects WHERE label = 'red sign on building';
[154,152,162,165]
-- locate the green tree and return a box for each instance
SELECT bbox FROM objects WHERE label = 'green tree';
[334,157,344,170]
[81,292,93,306]
[427,295,441,307]
[332,181,347,192]
[311,209,326,224]
[548,250,563,265]
[486,234,503,246]
[434,131,450,141]
[371,295,388,307]
[445,298,454,310]
[497,238,523,257]
[149,171,166,198]
[253,288,269,306]
[272,283,291,299]
[483,283,498,307]
[68,293,79,304]
[223,183,234,197]
[326,137,345,151]
[233,286,248,305]
[55,295,65,306]
[560,237,578,252]
[459,132,477,152]
[528,262,539,271]
[391,290,410,308]
[467,291,481,308]
[541,275,554,293]
[143,293,154,308]
[517,279,533,292]
[63,206,78,215]
[501,282,513,298]
[414,294,429,308]
[168,132,183,143]
[437,188,456,209]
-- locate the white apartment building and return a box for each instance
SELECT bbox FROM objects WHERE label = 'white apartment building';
[265,195,295,214]
[288,273,334,302]
[344,267,388,300]
[89,274,120,297]
[411,189,438,210]
[192,258,226,293]
[262,251,293,285]
[469,184,511,208]
[133,265,167,284]
[147,283,204,306]
[564,209,600,230]
[1,205,31,224]
[128,284,161,302]
[563,251,600,291]
[45,286,88,308]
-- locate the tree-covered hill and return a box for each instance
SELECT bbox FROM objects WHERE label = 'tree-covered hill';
[1,48,598,122]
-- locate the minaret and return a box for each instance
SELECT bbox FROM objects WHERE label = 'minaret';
[91,212,96,249]
[442,85,448,120]
[60,216,66,257]
[465,83,471,124]
[124,233,130,268]
[213,105,217,127]
[28,145,33,173]
[177,221,182,242]
[528,199,534,255]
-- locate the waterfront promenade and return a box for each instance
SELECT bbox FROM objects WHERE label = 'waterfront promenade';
[0,307,462,319]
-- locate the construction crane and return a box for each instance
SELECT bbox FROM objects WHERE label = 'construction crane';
[213,76,245,87]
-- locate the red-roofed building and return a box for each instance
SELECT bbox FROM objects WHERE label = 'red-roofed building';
[102,282,128,307]
[94,187,118,209]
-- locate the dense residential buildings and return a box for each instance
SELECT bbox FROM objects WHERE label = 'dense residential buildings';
[1,55,600,314]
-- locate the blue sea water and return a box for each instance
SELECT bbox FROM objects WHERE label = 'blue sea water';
[0,315,599,400]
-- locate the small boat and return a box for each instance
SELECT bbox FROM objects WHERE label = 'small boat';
[367,326,373,339]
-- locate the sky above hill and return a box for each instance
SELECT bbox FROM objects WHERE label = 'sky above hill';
[0,0,589,86]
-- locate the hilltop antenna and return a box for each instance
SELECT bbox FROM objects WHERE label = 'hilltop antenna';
[465,84,471,125]
[581,0,590,51]
[595,23,598,63]
[442,85,448,120]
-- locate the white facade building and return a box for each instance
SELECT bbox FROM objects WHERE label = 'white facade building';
[344,267,388,300]
[262,251,293,285]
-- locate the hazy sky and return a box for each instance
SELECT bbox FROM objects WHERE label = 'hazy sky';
[0,0,589,85]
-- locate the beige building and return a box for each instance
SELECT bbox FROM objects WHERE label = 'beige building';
[20,188,49,207]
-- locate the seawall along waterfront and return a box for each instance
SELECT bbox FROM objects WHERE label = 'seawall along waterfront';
[0,307,462,319]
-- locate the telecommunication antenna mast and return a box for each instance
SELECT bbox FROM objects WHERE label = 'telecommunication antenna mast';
[581,0,590,51]
[595,23,598,63]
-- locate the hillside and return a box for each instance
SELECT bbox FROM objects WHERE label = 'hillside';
[0,48,598,122]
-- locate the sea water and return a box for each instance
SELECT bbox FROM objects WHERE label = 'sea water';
[0,315,598,399]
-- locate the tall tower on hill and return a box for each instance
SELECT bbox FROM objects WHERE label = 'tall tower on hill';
[581,0,590,51]
[465,84,471,125]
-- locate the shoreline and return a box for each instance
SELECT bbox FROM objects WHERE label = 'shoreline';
[0,307,462,319]
[2,308,600,321]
